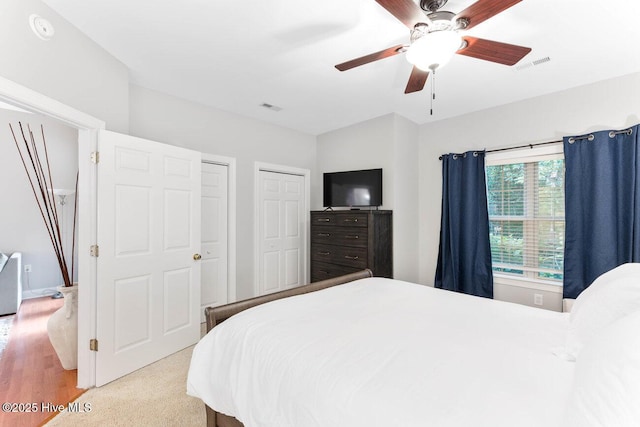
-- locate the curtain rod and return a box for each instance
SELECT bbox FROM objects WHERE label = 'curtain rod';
[438,128,635,160]
[486,139,563,154]
[438,139,563,160]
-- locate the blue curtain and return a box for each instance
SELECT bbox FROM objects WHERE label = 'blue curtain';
[563,125,640,299]
[435,150,493,298]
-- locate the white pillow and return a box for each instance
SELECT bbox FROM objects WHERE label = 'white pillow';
[564,310,640,427]
[564,263,640,360]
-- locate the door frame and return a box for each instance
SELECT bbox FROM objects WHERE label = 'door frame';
[201,153,237,303]
[253,162,310,296]
[0,76,104,388]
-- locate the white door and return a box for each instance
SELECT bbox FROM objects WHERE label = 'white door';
[201,162,228,319]
[95,130,201,386]
[258,170,305,295]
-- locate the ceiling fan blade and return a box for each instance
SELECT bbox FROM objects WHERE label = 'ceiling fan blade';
[456,0,522,30]
[335,45,406,71]
[405,66,430,94]
[375,0,427,29]
[457,36,531,66]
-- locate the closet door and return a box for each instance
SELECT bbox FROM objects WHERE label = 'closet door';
[257,170,305,295]
[201,162,229,319]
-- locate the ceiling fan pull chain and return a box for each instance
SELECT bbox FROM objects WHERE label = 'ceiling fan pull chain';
[430,69,436,116]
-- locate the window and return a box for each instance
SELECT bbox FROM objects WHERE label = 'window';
[486,152,565,283]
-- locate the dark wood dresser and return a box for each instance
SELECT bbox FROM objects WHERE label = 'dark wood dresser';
[310,210,392,282]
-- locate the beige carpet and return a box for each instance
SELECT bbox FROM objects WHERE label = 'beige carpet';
[45,344,206,426]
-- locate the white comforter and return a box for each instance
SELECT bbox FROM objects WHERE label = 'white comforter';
[187,277,574,427]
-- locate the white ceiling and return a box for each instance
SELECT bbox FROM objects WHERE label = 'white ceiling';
[41,0,640,135]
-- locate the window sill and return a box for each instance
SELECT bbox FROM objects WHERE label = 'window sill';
[493,274,563,294]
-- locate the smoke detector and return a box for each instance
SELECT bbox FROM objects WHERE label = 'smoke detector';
[29,14,55,41]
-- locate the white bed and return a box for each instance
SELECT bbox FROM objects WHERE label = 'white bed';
[188,276,580,427]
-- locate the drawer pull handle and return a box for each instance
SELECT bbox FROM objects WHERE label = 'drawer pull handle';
[344,218,358,223]
[345,235,359,239]
[317,233,330,237]
[344,255,359,260]
[319,251,331,256]
[317,218,330,222]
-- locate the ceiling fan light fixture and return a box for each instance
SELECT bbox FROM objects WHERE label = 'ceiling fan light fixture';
[406,30,462,71]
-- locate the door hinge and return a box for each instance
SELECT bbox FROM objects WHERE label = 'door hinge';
[90,245,99,257]
[90,151,100,164]
[90,339,98,351]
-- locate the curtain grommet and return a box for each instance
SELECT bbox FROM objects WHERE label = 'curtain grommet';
[568,137,575,144]
[452,154,458,160]
[609,129,633,138]
[588,134,595,141]
[473,151,478,157]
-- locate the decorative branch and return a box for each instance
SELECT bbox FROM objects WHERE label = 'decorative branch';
[9,122,77,287]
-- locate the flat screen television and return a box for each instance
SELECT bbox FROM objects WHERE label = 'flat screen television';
[323,168,382,208]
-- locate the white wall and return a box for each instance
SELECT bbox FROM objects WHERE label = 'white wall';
[418,71,640,309]
[0,0,129,133]
[128,84,317,300]
[314,114,394,209]
[391,115,419,283]
[0,108,78,295]
[315,114,420,282]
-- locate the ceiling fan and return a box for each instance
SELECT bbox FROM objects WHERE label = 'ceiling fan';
[335,0,532,94]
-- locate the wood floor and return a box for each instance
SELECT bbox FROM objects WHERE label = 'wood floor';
[0,297,85,427]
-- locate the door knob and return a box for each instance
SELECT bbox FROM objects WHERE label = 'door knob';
[193,254,202,260]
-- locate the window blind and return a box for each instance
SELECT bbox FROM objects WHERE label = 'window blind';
[486,157,565,282]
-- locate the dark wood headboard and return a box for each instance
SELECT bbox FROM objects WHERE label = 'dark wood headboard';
[205,269,373,333]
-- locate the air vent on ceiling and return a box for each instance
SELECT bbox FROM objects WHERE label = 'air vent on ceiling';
[259,103,282,112]
[514,56,551,71]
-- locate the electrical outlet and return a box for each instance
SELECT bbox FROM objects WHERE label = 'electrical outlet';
[24,264,32,273]
[534,293,543,306]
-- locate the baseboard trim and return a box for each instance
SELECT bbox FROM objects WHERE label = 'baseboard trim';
[22,286,58,300]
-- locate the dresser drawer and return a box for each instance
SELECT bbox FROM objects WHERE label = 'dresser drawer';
[311,212,368,227]
[311,243,368,269]
[311,261,362,282]
[310,210,392,279]
[310,226,368,248]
